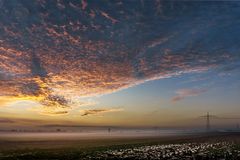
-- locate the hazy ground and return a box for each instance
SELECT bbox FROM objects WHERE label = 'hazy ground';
[0,129,192,150]
[0,131,240,159]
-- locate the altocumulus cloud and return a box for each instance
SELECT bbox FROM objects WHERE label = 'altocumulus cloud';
[0,1,240,114]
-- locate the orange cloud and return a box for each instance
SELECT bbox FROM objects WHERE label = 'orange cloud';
[29,105,69,116]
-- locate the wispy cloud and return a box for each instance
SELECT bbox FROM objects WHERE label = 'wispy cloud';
[29,106,69,116]
[81,108,124,116]
[171,88,208,102]
[0,117,46,124]
[0,118,14,123]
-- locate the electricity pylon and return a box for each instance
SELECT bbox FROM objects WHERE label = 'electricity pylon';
[199,112,217,131]
[200,112,240,131]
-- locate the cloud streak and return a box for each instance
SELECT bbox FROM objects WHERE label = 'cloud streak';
[81,108,124,116]
[0,117,47,124]
[0,118,14,123]
[171,88,208,102]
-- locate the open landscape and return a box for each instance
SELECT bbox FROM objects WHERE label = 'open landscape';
[0,0,240,159]
[1,131,240,159]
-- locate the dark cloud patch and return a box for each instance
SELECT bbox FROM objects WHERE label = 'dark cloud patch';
[30,53,47,78]
[41,95,69,108]
[21,82,41,96]
[81,108,123,116]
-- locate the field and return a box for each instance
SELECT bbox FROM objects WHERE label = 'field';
[0,132,240,159]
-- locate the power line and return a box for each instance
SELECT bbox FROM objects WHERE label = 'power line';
[199,112,240,131]
[199,112,217,131]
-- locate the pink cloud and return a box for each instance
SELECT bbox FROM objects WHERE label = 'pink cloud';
[171,88,208,102]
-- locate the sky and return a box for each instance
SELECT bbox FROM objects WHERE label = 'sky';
[0,0,240,129]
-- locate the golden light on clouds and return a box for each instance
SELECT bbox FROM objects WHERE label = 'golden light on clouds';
[0,0,239,119]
